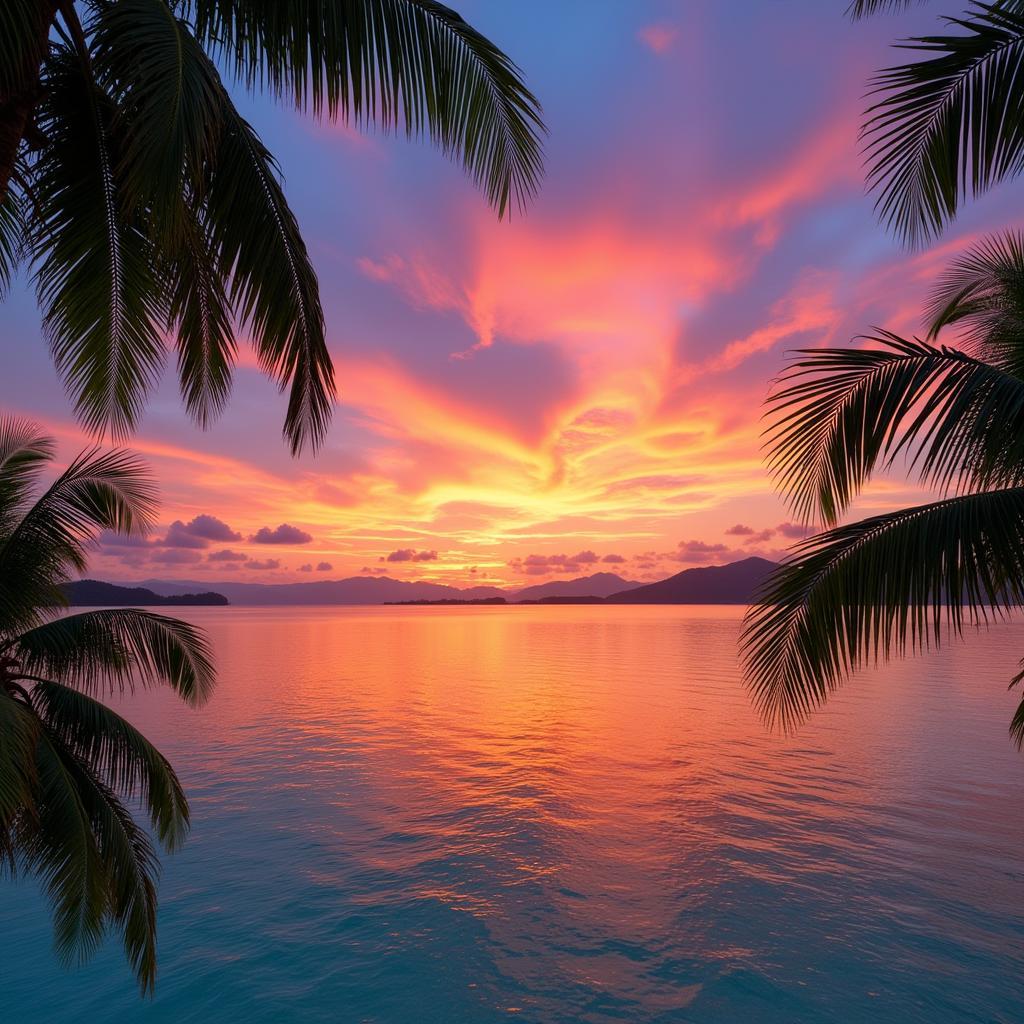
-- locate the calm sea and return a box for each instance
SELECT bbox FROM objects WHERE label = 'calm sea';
[4,605,1024,1023]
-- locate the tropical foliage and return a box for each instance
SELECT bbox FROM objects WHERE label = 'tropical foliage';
[0,417,215,992]
[741,2,1024,739]
[743,234,1024,744]
[0,0,545,453]
[852,0,1024,245]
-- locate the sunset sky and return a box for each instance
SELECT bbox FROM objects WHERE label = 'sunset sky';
[3,1,1018,588]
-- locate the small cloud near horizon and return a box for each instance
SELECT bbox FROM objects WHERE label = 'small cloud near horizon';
[251,524,313,545]
[244,558,282,570]
[508,550,601,576]
[208,549,247,562]
[386,548,438,563]
[725,524,755,536]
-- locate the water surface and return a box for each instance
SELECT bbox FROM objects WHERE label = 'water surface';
[4,605,1023,1022]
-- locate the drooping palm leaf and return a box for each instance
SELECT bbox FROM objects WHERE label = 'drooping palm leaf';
[0,693,40,826]
[203,101,334,454]
[0,1,52,93]
[19,724,107,969]
[741,487,1024,735]
[0,184,25,296]
[187,0,545,217]
[863,4,1024,245]
[164,204,237,427]
[32,679,189,849]
[30,50,167,439]
[14,610,215,708]
[56,747,160,994]
[764,332,1024,525]
[92,0,226,234]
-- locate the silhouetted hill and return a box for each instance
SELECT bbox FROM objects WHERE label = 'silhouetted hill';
[606,557,777,604]
[65,580,228,607]
[513,572,640,601]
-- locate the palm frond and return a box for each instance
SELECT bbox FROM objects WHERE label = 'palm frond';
[18,724,107,968]
[0,183,26,296]
[0,0,55,94]
[186,0,545,216]
[0,693,40,825]
[764,332,1024,525]
[926,230,1024,376]
[165,203,236,428]
[32,680,189,850]
[30,49,167,439]
[56,746,160,994]
[0,447,157,632]
[204,100,334,454]
[742,487,1024,737]
[0,415,54,534]
[92,0,226,234]
[863,4,1024,245]
[15,609,215,707]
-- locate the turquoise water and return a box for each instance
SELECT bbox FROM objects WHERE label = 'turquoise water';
[4,605,1024,1023]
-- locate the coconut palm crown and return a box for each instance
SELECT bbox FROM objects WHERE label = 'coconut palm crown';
[742,233,1024,745]
[0,416,215,992]
[0,0,545,454]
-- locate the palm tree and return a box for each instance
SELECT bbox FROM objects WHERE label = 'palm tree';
[0,1,545,454]
[742,233,1024,744]
[0,416,216,992]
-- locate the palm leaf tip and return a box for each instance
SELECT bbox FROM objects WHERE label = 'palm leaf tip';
[861,4,1024,245]
[15,609,216,708]
[742,488,1024,735]
[847,0,922,19]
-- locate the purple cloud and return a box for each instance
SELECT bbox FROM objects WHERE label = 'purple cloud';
[725,524,755,536]
[244,558,281,570]
[157,521,209,549]
[386,548,438,562]
[316,561,333,571]
[776,522,811,539]
[208,548,247,562]
[251,524,313,545]
[182,514,241,542]
[508,550,603,575]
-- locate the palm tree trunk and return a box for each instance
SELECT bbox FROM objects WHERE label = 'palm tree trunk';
[0,0,61,198]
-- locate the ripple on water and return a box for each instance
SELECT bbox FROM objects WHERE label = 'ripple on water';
[3,605,1024,1023]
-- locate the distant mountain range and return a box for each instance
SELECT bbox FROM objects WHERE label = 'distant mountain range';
[64,580,228,607]
[102,558,775,606]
